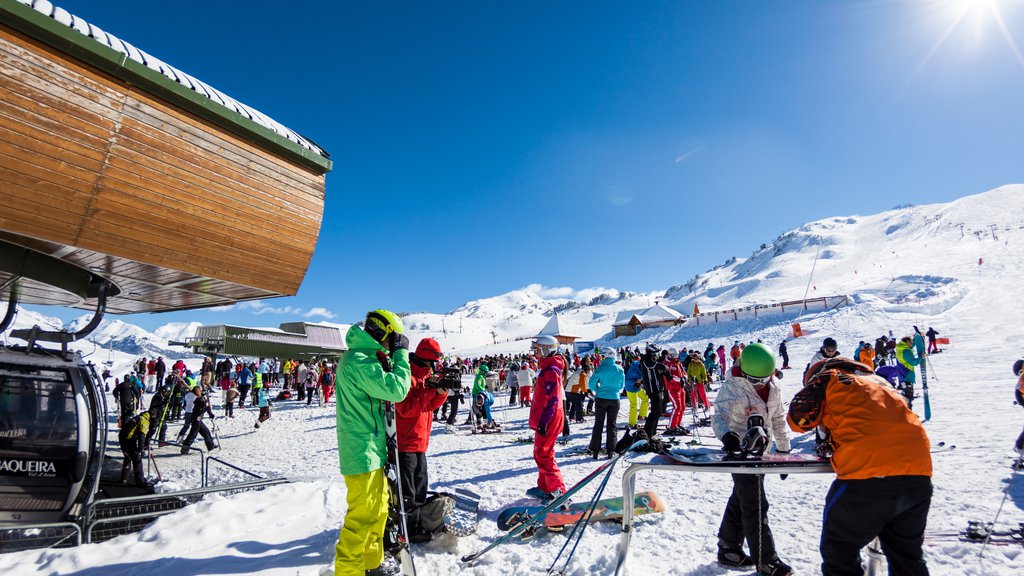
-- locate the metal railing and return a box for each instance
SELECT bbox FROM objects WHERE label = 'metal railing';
[0,522,82,553]
[205,456,263,485]
[84,478,288,543]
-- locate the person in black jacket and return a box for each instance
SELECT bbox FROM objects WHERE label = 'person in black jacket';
[155,357,166,392]
[145,385,172,449]
[778,341,790,370]
[639,344,671,438]
[119,410,152,486]
[115,374,135,427]
[180,386,218,454]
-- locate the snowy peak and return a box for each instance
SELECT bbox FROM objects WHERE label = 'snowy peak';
[663,185,1024,309]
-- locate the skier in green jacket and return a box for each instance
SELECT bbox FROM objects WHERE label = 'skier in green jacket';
[334,309,411,576]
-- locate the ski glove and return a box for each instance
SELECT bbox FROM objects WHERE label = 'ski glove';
[388,333,410,353]
[376,350,393,373]
[721,431,742,453]
[536,424,547,436]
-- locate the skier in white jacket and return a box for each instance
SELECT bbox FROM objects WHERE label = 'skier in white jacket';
[712,343,792,576]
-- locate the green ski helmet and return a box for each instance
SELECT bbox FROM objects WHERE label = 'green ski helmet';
[740,343,776,378]
[364,309,405,344]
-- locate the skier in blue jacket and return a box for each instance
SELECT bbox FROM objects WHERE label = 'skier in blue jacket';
[588,352,625,458]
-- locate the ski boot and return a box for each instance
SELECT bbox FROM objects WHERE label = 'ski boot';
[757,558,793,576]
[717,547,754,569]
[364,555,401,576]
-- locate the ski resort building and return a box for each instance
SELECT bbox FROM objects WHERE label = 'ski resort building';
[535,313,580,346]
[611,305,686,337]
[185,322,346,360]
[0,0,332,315]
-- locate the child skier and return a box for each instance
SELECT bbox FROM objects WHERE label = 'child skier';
[712,343,792,576]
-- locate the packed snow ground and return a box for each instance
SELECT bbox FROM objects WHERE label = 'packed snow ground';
[3,292,1023,575]
[3,187,1024,575]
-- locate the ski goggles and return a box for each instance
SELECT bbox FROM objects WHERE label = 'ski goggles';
[744,373,772,385]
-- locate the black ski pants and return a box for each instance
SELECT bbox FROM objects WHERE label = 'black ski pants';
[120,443,146,485]
[566,392,585,421]
[588,398,619,455]
[643,392,666,438]
[237,385,250,408]
[398,451,428,530]
[820,476,931,576]
[182,418,215,451]
[443,395,459,425]
[718,473,778,566]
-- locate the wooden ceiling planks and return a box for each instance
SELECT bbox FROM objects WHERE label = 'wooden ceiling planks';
[0,16,329,315]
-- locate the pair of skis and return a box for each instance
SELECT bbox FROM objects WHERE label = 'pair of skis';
[383,400,417,576]
[461,439,647,565]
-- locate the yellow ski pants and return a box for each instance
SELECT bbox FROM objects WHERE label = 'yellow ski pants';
[626,389,649,427]
[334,467,389,576]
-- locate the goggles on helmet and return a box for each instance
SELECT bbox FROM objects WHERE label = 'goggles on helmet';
[745,373,772,385]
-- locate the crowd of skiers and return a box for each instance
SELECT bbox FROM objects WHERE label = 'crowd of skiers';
[112,354,339,491]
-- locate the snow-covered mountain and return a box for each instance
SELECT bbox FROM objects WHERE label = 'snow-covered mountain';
[5,186,1022,362]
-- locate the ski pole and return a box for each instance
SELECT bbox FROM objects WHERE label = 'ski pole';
[547,450,620,575]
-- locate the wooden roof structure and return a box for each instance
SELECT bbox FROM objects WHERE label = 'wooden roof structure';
[0,0,332,315]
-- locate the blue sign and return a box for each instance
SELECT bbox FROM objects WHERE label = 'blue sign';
[575,341,595,355]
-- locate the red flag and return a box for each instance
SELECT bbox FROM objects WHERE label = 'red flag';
[693,304,700,315]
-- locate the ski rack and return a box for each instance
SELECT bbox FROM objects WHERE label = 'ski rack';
[612,454,834,575]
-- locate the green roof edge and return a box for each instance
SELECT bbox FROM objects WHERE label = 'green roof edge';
[1,0,333,174]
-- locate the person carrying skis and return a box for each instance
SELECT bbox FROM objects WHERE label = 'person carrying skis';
[638,344,671,438]
[895,336,922,409]
[527,335,567,501]
[789,357,932,576]
[144,384,171,449]
[334,309,411,576]
[712,343,792,576]
[396,338,449,543]
[587,350,624,458]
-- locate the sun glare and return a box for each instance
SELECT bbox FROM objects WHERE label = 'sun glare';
[908,0,1024,83]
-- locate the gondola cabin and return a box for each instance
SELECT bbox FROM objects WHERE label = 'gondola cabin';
[0,349,105,526]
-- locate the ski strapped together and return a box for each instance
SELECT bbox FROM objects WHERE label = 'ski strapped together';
[383,400,417,576]
[460,439,648,564]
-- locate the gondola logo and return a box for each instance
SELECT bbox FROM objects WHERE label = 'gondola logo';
[0,459,57,476]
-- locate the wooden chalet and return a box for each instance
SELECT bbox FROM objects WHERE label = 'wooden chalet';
[536,313,579,346]
[611,305,686,338]
[0,0,332,315]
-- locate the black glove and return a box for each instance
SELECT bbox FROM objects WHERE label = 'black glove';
[774,369,784,380]
[376,351,393,373]
[388,333,410,353]
[721,431,742,453]
[536,424,547,436]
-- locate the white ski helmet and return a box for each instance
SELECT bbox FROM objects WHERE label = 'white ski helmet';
[667,347,679,359]
[533,335,559,356]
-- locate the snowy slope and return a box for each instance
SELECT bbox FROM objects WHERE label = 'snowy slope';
[2,186,1024,575]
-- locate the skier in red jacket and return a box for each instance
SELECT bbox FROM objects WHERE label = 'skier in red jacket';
[395,338,449,543]
[527,335,567,501]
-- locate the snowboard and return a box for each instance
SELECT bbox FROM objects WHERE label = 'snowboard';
[496,491,665,531]
[655,447,833,473]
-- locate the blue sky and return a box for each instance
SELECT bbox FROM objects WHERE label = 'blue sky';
[33,0,1024,331]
